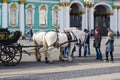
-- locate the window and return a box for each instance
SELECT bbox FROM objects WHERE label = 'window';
[39,5,47,26]
[52,6,59,27]
[26,9,33,26]
[9,4,18,27]
[26,4,34,27]
[10,9,16,26]
[0,9,1,25]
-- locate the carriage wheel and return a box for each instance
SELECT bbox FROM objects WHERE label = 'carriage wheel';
[1,46,22,66]
[0,48,12,63]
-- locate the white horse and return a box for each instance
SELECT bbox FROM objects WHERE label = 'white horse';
[33,31,46,61]
[43,29,85,63]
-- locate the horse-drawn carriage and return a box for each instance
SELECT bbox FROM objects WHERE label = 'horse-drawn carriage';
[0,28,85,66]
[0,28,22,66]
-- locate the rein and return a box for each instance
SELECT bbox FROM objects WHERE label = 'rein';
[39,39,77,53]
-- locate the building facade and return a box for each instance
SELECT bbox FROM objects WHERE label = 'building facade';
[0,0,120,36]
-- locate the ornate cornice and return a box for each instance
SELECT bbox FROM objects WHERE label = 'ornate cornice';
[94,13,113,16]
[20,0,25,4]
[59,2,64,7]
[10,4,17,9]
[113,6,120,9]
[64,2,70,7]
[84,4,94,8]
[59,2,70,7]
[70,11,85,15]
[2,0,8,3]
[107,13,113,16]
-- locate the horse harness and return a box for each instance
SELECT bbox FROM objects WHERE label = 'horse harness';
[53,31,78,48]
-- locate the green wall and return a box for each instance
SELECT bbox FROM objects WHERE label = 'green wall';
[25,1,59,32]
[0,4,2,27]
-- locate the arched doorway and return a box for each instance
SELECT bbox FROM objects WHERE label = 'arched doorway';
[70,3,82,30]
[94,5,111,36]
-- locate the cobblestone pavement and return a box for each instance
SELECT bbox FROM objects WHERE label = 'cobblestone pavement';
[1,66,120,80]
[0,37,120,80]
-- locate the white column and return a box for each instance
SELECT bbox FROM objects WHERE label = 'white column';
[89,7,94,31]
[59,6,64,29]
[82,13,85,31]
[2,2,8,28]
[19,3,25,35]
[63,7,66,28]
[65,5,70,28]
[85,7,88,29]
[110,14,114,31]
[113,8,118,33]
[118,9,120,32]
[59,0,65,29]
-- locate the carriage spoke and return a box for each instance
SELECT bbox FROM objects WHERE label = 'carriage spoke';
[1,46,22,66]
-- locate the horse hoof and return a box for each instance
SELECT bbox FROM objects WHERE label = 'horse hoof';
[36,59,41,62]
[59,56,64,61]
[68,58,72,62]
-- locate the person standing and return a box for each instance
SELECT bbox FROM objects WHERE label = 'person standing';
[84,29,91,57]
[117,30,119,38]
[93,28,102,60]
[29,27,33,41]
[104,28,114,62]
[78,39,83,57]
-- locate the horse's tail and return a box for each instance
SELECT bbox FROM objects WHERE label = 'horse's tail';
[33,39,41,61]
[43,37,48,57]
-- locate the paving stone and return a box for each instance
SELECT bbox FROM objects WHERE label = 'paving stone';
[1,66,120,80]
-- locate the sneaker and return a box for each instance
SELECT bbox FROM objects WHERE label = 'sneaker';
[104,60,109,63]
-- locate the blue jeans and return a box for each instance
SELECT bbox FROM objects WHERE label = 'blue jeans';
[79,44,82,57]
[64,47,74,58]
[29,34,33,41]
[64,47,68,57]
[71,50,74,59]
[95,48,102,60]
[84,44,90,56]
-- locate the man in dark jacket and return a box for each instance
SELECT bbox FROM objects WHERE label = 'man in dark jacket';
[84,29,91,57]
[93,28,102,60]
[28,27,33,41]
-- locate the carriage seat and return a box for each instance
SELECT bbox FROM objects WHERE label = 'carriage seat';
[0,28,10,40]
[0,28,21,45]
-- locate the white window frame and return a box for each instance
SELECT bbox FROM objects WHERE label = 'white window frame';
[0,9,1,25]
[25,4,35,27]
[39,4,48,27]
[9,3,18,27]
[52,5,60,27]
[26,9,34,27]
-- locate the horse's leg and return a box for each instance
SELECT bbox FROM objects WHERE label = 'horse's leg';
[67,45,75,62]
[43,39,53,63]
[59,47,64,61]
[47,47,53,63]
[34,41,41,61]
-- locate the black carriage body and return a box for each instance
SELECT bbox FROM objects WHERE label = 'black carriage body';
[0,28,21,45]
[0,28,22,66]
